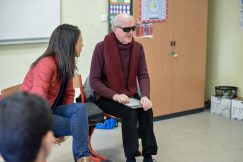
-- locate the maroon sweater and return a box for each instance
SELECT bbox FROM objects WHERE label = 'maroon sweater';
[90,38,150,100]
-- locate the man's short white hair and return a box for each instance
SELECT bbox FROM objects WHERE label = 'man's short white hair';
[111,14,135,28]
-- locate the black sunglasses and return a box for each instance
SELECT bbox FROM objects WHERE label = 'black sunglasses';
[115,26,136,33]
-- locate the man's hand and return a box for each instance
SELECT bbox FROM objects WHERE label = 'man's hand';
[113,94,129,104]
[140,96,152,111]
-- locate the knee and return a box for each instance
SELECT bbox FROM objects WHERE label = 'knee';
[73,103,87,116]
[122,109,137,121]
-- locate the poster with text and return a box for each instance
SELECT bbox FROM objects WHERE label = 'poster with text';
[140,0,167,22]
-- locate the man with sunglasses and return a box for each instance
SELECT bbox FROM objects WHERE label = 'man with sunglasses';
[90,14,158,162]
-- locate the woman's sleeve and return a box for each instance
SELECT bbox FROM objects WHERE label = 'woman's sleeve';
[30,58,55,101]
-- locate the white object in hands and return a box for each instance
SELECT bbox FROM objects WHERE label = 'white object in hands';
[124,98,142,109]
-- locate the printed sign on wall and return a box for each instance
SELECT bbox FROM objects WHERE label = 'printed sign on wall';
[140,0,168,23]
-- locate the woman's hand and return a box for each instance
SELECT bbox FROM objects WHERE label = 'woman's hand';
[53,136,66,145]
[140,96,152,111]
[113,94,129,104]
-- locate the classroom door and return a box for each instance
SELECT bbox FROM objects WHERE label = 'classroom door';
[171,0,208,113]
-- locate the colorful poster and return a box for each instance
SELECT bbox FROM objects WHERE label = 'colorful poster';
[110,0,131,4]
[109,3,131,15]
[140,0,167,22]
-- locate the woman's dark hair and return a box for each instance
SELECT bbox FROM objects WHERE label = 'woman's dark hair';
[32,24,81,80]
[0,92,52,162]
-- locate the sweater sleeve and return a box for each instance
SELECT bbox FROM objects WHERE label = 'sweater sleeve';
[90,42,117,99]
[137,44,150,98]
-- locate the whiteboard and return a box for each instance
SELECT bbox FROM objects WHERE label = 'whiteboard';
[0,0,60,44]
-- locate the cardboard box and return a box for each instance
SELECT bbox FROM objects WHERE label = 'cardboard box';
[211,96,231,118]
[231,98,243,120]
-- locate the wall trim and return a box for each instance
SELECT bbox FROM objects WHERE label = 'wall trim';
[153,108,204,121]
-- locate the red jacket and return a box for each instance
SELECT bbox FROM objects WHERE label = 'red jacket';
[22,56,74,107]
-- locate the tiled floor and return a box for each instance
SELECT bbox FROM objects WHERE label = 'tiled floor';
[47,110,243,162]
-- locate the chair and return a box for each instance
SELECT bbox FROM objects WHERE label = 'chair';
[0,84,22,99]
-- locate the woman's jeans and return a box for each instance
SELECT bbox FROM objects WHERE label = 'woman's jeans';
[52,103,89,161]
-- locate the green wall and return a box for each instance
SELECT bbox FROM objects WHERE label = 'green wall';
[0,0,108,90]
[206,0,243,99]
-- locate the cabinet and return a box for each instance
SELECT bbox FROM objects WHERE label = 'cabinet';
[133,0,208,117]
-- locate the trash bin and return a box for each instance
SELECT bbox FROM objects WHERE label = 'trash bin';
[215,86,238,99]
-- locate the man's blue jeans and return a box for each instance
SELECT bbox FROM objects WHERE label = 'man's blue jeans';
[52,103,89,161]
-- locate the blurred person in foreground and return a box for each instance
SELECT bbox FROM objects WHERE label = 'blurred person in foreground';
[0,92,54,162]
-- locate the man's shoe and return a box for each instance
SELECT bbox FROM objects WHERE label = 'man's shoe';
[143,158,156,162]
[126,157,136,162]
[143,155,156,162]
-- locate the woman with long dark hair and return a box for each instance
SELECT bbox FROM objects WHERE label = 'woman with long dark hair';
[22,24,90,162]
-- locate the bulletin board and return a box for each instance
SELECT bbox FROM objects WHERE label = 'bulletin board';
[108,0,133,31]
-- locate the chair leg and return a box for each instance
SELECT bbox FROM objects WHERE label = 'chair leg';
[90,156,107,162]
[89,126,110,161]
[137,150,142,156]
